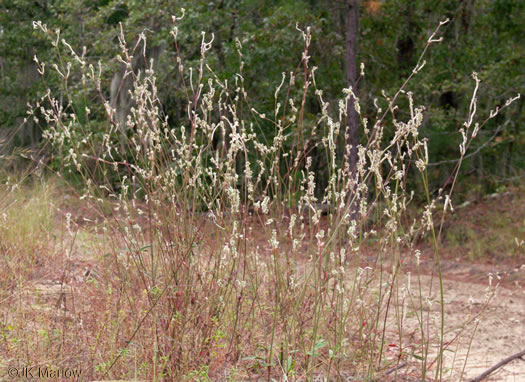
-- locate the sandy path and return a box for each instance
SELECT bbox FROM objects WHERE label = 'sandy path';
[379,267,525,381]
[443,278,524,381]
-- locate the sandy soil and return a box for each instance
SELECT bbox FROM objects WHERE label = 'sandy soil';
[439,275,525,382]
[377,258,525,382]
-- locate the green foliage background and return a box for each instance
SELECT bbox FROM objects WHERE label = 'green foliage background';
[1,0,523,197]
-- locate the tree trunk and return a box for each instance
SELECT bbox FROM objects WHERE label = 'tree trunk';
[345,0,360,218]
[397,2,415,73]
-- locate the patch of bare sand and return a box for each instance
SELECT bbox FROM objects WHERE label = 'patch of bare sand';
[441,276,524,381]
[380,271,525,381]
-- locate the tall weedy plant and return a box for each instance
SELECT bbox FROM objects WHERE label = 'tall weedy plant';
[29,12,519,381]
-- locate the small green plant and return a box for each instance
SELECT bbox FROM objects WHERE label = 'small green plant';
[184,365,210,381]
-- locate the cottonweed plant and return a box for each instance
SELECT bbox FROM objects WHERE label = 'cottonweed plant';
[23,13,520,381]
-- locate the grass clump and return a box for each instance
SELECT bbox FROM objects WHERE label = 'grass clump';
[0,175,56,279]
[444,187,525,263]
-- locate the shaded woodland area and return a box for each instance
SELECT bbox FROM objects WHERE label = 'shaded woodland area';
[1,0,523,199]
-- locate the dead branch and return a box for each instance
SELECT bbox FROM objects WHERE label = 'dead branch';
[467,349,525,382]
[375,362,408,381]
